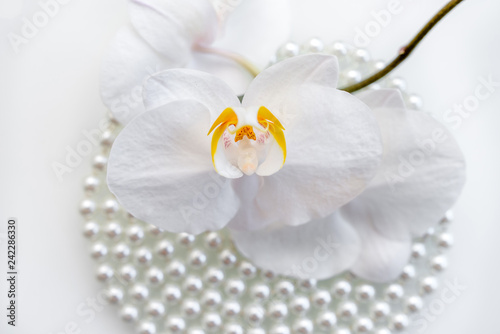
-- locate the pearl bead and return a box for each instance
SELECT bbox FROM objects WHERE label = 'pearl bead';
[100,130,115,147]
[96,264,114,282]
[219,249,237,267]
[176,232,195,247]
[147,224,163,236]
[136,321,156,334]
[92,154,108,171]
[225,279,245,297]
[113,243,130,261]
[105,221,122,239]
[326,42,348,58]
[167,261,186,279]
[270,325,290,334]
[182,299,201,318]
[400,264,416,281]
[268,302,288,320]
[316,311,337,330]
[436,232,454,249]
[162,285,182,304]
[440,210,454,226]
[290,296,310,315]
[205,267,224,286]
[202,290,222,308]
[351,48,371,63]
[312,290,332,308]
[420,276,438,295]
[370,301,391,320]
[411,243,426,260]
[120,305,138,323]
[84,176,100,193]
[222,300,241,318]
[247,329,265,334]
[275,281,295,299]
[299,279,317,291]
[155,240,174,258]
[90,243,107,260]
[189,249,207,269]
[337,301,358,320]
[370,60,386,74]
[80,199,96,216]
[205,232,222,249]
[184,276,203,294]
[375,329,392,334]
[276,42,300,60]
[224,324,244,334]
[239,261,257,279]
[129,284,149,302]
[343,70,362,85]
[106,286,124,304]
[119,264,137,283]
[387,77,407,91]
[202,313,222,332]
[353,318,374,333]
[430,255,448,272]
[263,270,276,281]
[165,317,186,333]
[292,319,314,334]
[406,94,424,110]
[187,329,204,334]
[389,314,409,331]
[146,267,164,285]
[333,328,351,334]
[405,296,423,313]
[135,247,153,266]
[145,301,165,317]
[103,199,119,217]
[332,280,352,298]
[300,37,324,54]
[127,225,145,244]
[251,284,270,300]
[385,284,404,302]
[355,284,376,302]
[83,221,99,239]
[245,305,265,325]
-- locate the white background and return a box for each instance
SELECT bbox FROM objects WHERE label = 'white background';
[1,0,499,333]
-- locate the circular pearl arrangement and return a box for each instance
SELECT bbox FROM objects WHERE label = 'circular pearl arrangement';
[82,39,453,333]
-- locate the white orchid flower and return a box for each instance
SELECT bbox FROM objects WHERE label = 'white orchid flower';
[100,0,291,124]
[107,54,465,282]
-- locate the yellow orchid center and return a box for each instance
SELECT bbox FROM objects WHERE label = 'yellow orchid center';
[207,106,287,177]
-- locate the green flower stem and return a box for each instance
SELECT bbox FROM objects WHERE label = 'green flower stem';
[341,0,466,93]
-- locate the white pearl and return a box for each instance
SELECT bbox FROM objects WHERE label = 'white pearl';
[292,319,314,334]
[205,232,222,249]
[370,301,391,320]
[119,264,137,283]
[113,243,130,261]
[251,283,270,300]
[276,42,300,60]
[245,305,265,325]
[83,221,99,239]
[270,325,290,334]
[155,239,174,258]
[202,290,222,308]
[332,280,352,298]
[299,279,317,291]
[204,267,224,286]
[165,317,186,333]
[300,37,324,54]
[182,299,201,318]
[100,130,115,147]
[219,249,237,267]
[430,255,448,272]
[127,225,145,244]
[436,232,454,249]
[387,77,407,91]
[222,300,241,318]
[420,276,438,295]
[353,318,374,333]
[400,264,416,281]
[405,295,423,313]
[105,221,122,239]
[129,284,149,302]
[262,270,276,281]
[90,243,107,260]
[247,329,265,334]
[337,301,358,320]
[147,224,163,236]
[374,329,392,334]
[385,284,404,302]
[146,267,164,285]
[440,210,454,226]
[406,94,424,110]
[225,279,245,296]
[202,313,222,332]
[411,243,426,260]
[312,290,332,308]
[162,285,182,304]
[146,301,165,317]
[136,321,156,334]
[326,42,348,58]
[239,261,257,279]
[84,176,100,193]
[120,305,138,323]
[275,280,295,298]
[189,249,207,268]
[268,302,288,320]
[389,314,409,331]
[342,70,362,85]
[135,247,153,266]
[106,286,124,304]
[176,232,195,247]
[103,199,119,217]
[80,199,96,216]
[92,154,108,171]
[167,261,186,279]
[224,324,244,334]
[184,276,203,294]
[355,284,376,302]
[333,328,351,334]
[351,48,371,64]
[187,329,204,334]
[290,296,310,315]
[96,264,114,282]
[316,311,337,330]
[370,60,386,74]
